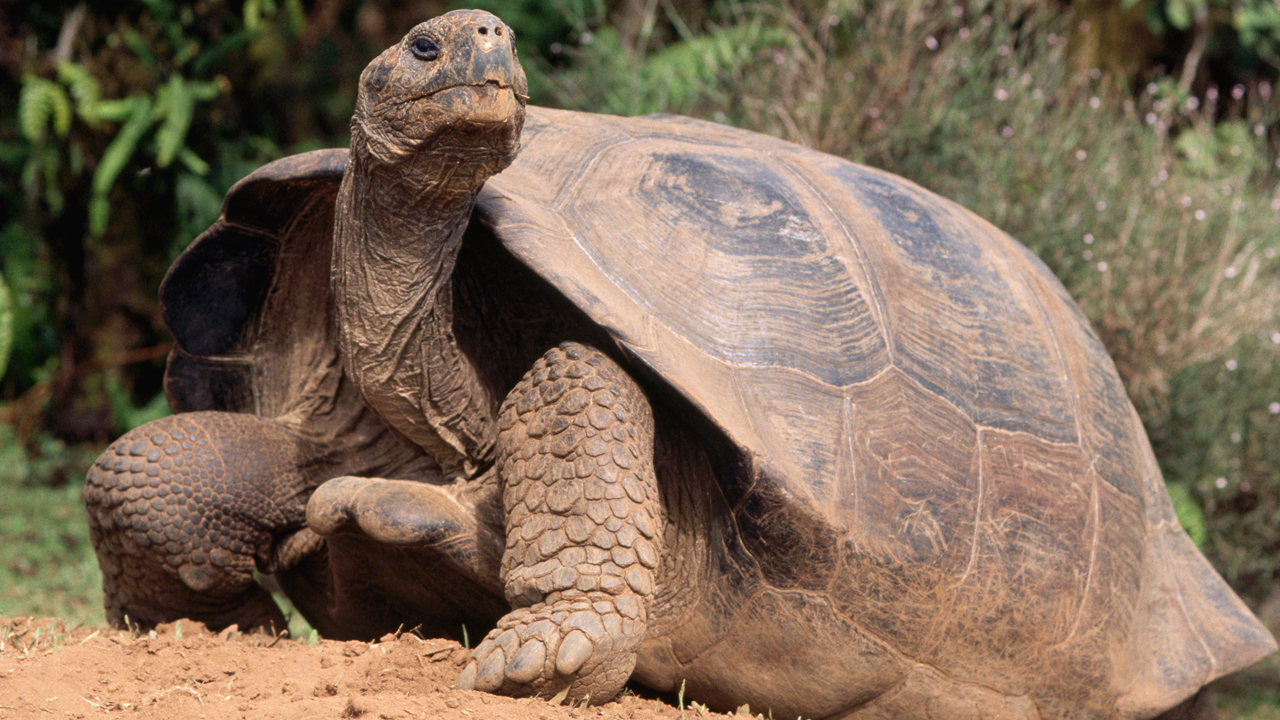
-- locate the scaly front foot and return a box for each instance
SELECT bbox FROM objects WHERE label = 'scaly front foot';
[457,342,663,703]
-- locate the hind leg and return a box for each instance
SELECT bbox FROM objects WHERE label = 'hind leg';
[84,411,323,633]
[457,342,664,704]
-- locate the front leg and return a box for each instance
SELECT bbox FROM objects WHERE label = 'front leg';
[457,342,664,704]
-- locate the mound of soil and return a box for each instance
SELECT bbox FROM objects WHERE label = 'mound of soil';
[0,617,738,719]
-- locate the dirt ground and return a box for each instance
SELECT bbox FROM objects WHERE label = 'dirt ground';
[0,617,741,720]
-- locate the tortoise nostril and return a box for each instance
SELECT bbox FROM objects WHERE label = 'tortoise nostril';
[478,25,489,35]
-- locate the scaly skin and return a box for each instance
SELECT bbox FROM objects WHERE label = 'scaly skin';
[84,412,323,633]
[456,342,663,702]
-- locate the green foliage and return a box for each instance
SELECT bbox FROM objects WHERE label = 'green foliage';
[1159,341,1280,598]
[104,375,170,432]
[20,52,224,236]
[90,97,155,237]
[243,0,306,35]
[0,0,323,448]
[18,76,73,143]
[1236,0,1280,66]
[542,3,793,118]
[1166,481,1209,547]
[0,273,13,381]
[1125,0,1280,77]
[0,429,103,623]
[1174,119,1260,177]
[56,61,103,125]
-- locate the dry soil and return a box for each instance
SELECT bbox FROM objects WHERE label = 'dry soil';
[0,616,742,720]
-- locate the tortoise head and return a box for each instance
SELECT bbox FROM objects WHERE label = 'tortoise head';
[351,9,527,184]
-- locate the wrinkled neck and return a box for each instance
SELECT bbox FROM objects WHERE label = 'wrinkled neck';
[331,128,497,477]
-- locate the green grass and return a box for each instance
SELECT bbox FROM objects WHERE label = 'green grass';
[0,474,104,624]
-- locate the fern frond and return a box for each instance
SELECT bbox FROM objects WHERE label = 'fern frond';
[18,76,73,142]
[155,75,194,167]
[57,61,103,125]
[90,97,155,236]
[176,147,210,175]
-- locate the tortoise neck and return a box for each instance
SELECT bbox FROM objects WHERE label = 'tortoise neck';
[330,135,497,477]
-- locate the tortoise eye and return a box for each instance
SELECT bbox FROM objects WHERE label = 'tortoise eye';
[411,37,440,61]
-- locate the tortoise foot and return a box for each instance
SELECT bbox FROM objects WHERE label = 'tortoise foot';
[306,473,505,595]
[84,412,321,633]
[464,342,665,705]
[458,591,644,702]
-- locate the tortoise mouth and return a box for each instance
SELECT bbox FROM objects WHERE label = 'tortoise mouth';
[416,79,524,101]
[421,82,525,125]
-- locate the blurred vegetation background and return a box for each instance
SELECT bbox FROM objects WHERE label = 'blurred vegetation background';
[1,0,1279,711]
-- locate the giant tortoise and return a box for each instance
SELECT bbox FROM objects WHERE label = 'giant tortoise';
[83,9,1275,719]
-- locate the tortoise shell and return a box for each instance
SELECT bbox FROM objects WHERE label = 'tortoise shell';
[161,106,1273,718]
